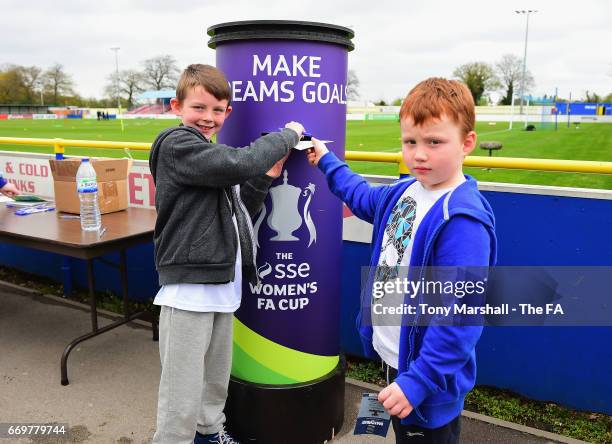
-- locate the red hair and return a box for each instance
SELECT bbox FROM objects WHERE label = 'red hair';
[399,78,475,136]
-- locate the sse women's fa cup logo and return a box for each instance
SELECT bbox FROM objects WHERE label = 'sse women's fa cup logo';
[253,169,317,249]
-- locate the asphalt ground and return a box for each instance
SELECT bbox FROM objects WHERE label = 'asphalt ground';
[0,285,580,444]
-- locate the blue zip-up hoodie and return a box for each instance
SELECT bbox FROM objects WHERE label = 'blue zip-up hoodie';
[318,152,497,428]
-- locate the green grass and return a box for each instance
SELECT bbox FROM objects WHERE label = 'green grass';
[346,120,612,189]
[0,118,611,189]
[465,386,612,443]
[0,118,177,160]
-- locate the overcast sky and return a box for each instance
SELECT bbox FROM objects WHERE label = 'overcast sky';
[2,0,611,103]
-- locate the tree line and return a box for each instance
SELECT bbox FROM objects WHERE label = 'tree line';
[3,54,610,108]
[373,54,611,106]
[369,54,537,107]
[452,54,535,105]
[0,55,180,108]
[453,54,612,105]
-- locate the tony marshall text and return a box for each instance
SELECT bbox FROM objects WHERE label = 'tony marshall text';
[372,303,565,316]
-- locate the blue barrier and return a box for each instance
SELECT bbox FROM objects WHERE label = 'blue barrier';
[338,189,612,415]
[554,102,612,116]
[0,242,158,303]
[476,190,612,414]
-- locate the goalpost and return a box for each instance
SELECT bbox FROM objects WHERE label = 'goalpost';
[517,94,556,130]
[539,96,555,130]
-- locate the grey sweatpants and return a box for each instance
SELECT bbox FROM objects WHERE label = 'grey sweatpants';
[152,306,233,444]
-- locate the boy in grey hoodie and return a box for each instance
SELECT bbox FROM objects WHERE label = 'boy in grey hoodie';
[149,64,304,444]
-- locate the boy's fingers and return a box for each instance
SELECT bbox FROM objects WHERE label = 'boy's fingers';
[388,404,403,416]
[378,389,389,403]
[398,407,412,419]
[382,396,396,411]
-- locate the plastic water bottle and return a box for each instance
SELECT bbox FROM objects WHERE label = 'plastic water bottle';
[76,158,101,231]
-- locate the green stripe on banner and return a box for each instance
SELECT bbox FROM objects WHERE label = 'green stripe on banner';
[233,317,339,384]
[232,342,298,384]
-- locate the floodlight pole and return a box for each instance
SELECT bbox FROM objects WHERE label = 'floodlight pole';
[516,10,537,116]
[110,47,120,111]
[110,47,124,132]
[554,87,558,131]
[567,91,572,128]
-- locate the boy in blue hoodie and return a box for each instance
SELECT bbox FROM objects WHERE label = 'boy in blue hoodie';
[307,78,496,443]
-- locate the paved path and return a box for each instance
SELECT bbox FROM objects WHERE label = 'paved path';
[0,286,574,443]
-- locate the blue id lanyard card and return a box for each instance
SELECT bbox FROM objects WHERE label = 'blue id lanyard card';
[354,393,391,437]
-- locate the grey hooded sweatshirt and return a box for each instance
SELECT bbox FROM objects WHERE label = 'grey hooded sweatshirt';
[149,125,298,285]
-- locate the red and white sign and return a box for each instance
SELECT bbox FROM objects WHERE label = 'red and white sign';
[128,165,155,209]
[1,155,54,196]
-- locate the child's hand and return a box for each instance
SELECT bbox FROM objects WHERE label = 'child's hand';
[306,138,329,167]
[266,151,291,178]
[0,182,19,197]
[284,121,305,139]
[378,382,413,418]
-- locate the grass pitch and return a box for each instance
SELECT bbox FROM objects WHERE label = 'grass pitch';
[0,118,610,189]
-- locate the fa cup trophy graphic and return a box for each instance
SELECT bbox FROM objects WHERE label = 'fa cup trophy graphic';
[253,169,317,250]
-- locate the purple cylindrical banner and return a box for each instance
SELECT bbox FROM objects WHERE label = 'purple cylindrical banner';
[210,21,353,386]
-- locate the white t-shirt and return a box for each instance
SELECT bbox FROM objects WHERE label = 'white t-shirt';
[372,179,465,368]
[153,216,242,313]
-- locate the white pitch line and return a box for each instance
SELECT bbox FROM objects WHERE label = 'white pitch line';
[477,128,514,136]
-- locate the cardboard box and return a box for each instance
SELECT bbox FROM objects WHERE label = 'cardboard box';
[49,158,132,214]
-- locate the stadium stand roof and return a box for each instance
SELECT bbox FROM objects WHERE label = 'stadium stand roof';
[137,89,176,100]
